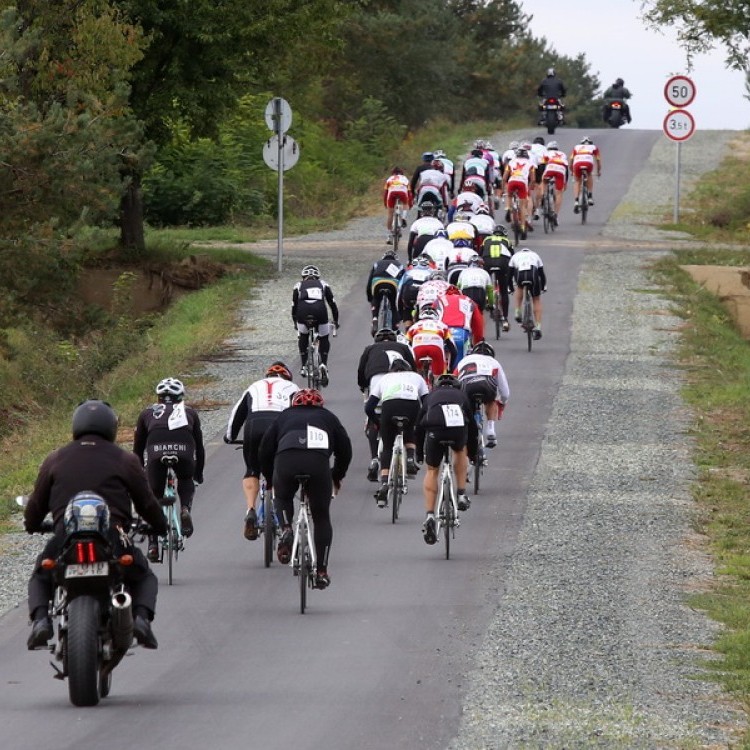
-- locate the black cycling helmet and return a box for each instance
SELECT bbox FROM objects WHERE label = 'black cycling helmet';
[493,224,508,236]
[421,151,434,162]
[389,357,412,372]
[420,200,436,215]
[72,400,118,442]
[374,328,397,342]
[382,248,398,260]
[472,341,495,357]
[435,373,461,389]
[533,136,545,145]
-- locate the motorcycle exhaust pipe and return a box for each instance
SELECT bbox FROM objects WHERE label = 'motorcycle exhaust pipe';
[111,590,134,650]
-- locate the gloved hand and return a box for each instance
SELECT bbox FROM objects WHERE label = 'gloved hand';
[222,435,231,444]
[194,476,203,485]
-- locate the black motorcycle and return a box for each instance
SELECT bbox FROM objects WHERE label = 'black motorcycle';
[607,99,628,128]
[25,492,138,707]
[538,98,564,135]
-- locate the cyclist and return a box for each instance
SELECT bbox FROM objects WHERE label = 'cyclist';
[482,225,515,332]
[405,304,457,384]
[415,269,450,311]
[367,249,405,336]
[223,362,299,540]
[432,149,455,197]
[292,265,340,386]
[509,246,547,340]
[569,136,602,213]
[529,136,547,219]
[445,210,477,246]
[439,284,484,362]
[409,151,436,196]
[469,204,496,253]
[414,159,450,215]
[422,230,453,271]
[398,254,436,325]
[25,400,167,650]
[259,389,352,590]
[541,141,569,224]
[501,140,520,170]
[457,256,494,314]
[357,329,417,482]
[365,358,429,507]
[445,240,479,286]
[454,341,509,449]
[503,147,536,240]
[406,200,444,263]
[383,166,413,244]
[448,185,485,222]
[133,378,205,561]
[415,373,478,543]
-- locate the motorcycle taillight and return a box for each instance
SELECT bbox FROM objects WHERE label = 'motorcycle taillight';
[75,541,98,563]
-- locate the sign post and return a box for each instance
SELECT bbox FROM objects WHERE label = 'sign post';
[663,76,696,223]
[263,97,297,273]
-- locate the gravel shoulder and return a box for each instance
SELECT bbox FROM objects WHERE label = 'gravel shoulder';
[2,130,747,747]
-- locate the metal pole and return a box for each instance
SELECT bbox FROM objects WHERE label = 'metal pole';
[274,98,284,274]
[673,140,681,224]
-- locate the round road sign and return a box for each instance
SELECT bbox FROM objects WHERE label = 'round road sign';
[262,134,300,171]
[664,75,696,108]
[663,109,695,142]
[264,97,292,134]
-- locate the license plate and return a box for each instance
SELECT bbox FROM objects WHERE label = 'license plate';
[65,562,109,578]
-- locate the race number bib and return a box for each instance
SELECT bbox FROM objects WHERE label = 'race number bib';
[386,263,400,278]
[305,287,323,301]
[441,404,464,427]
[168,402,189,430]
[307,425,329,449]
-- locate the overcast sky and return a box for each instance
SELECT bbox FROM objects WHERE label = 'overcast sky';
[522,0,747,130]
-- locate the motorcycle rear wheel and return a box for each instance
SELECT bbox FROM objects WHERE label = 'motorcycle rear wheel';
[67,595,102,707]
[545,109,557,135]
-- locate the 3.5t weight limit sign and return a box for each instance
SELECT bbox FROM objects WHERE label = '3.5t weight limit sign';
[664,75,696,108]
[663,109,695,142]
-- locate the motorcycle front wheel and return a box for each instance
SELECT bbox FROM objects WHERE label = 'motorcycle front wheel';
[67,595,102,707]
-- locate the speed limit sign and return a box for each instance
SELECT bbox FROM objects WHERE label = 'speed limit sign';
[663,108,695,142]
[664,75,696,108]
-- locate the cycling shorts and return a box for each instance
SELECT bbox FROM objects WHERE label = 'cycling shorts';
[514,268,542,297]
[424,426,468,467]
[412,343,447,380]
[461,377,498,406]
[507,179,528,200]
[461,286,486,312]
[572,161,594,179]
[386,190,410,209]
[242,413,277,478]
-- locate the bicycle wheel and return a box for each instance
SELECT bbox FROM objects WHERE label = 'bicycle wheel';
[442,471,453,560]
[548,184,557,232]
[580,176,589,225]
[523,288,534,352]
[390,445,403,524]
[392,201,402,253]
[473,438,484,495]
[377,295,391,332]
[299,537,308,614]
[542,189,551,234]
[166,508,174,586]
[262,493,274,568]
[310,344,321,390]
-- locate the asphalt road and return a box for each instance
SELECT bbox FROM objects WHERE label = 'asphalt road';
[0,128,660,750]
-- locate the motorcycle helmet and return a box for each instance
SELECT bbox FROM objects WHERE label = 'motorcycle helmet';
[374,328,397,342]
[72,400,118,442]
[266,361,293,381]
[301,265,320,279]
[156,377,185,402]
[493,224,508,236]
[291,388,324,407]
[615,78,624,86]
[546,67,555,77]
[64,492,110,536]
[580,136,592,145]
[389,357,413,373]
[472,341,495,357]
[436,373,461,389]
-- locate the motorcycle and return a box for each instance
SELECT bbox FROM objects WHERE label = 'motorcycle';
[538,98,564,135]
[607,99,628,128]
[22,492,138,707]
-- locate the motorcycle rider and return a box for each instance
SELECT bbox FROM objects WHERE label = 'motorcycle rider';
[133,377,205,561]
[25,400,168,650]
[602,77,632,124]
[537,67,567,124]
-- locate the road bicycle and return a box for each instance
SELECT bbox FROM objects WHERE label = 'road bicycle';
[579,167,590,225]
[468,395,487,495]
[418,356,435,390]
[386,416,409,523]
[509,191,523,245]
[435,442,460,560]
[256,475,278,568]
[390,198,407,253]
[520,281,536,352]
[303,314,323,389]
[542,177,556,234]
[490,272,503,340]
[375,292,393,333]
[156,454,184,586]
[290,475,316,614]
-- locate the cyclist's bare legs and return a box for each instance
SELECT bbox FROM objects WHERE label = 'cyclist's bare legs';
[533,295,543,326]
[386,206,395,232]
[452,448,468,495]
[243,476,259,511]
[423,465,440,513]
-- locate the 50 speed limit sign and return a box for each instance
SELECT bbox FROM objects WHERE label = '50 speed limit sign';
[664,75,696,108]
[663,109,695,142]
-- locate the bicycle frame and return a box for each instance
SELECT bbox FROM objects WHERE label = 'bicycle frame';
[391,199,405,252]
[435,443,459,559]
[304,315,322,389]
[470,397,486,494]
[290,476,316,614]
[520,283,535,352]
[387,417,408,523]
[158,454,183,586]
[256,476,278,568]
[542,178,556,234]
[579,168,589,224]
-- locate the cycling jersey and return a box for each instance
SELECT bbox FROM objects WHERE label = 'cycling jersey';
[455,353,510,404]
[383,174,412,208]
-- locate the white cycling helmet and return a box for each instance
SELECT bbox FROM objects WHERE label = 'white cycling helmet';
[301,265,320,279]
[156,377,185,401]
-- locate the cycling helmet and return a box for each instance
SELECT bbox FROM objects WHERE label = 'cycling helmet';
[515,148,529,158]
[416,255,432,268]
[382,249,398,260]
[421,151,434,162]
[509,140,519,150]
[291,388,324,407]
[431,160,444,171]
[547,141,558,150]
[434,229,448,239]
[436,373,461,389]
[389,357,412,373]
[72,400,118,442]
[470,149,483,158]
[445,284,461,295]
[468,256,484,267]
[547,67,556,77]
[374,328,397,342]
[419,304,440,319]
[420,200,436,215]
[156,377,185,401]
[522,142,532,151]
[455,210,472,222]
[476,204,491,215]
[533,136,545,145]
[429,269,446,280]
[434,149,445,158]
[301,265,320,279]
[266,361,293,381]
[493,224,508,236]
[472,341,495,357]
[64,492,110,536]
[465,166,478,177]
[580,136,592,145]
